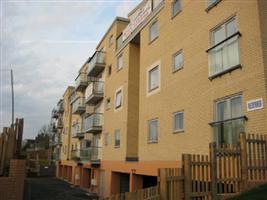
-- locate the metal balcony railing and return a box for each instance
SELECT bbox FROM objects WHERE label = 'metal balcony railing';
[72,123,84,138]
[75,72,88,91]
[71,147,101,163]
[85,81,104,105]
[51,109,58,119]
[87,51,105,77]
[84,113,103,133]
[72,97,86,115]
[210,116,246,146]
[57,100,64,113]
[57,118,63,129]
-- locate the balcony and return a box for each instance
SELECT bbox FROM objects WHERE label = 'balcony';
[85,81,104,105]
[57,118,63,129]
[71,147,101,164]
[84,113,103,133]
[87,51,105,77]
[51,109,58,119]
[72,123,84,139]
[57,100,64,113]
[72,97,86,115]
[53,134,62,146]
[75,72,88,92]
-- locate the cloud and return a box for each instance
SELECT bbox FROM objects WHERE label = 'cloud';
[1,0,141,139]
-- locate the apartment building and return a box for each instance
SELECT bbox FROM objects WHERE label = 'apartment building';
[52,0,267,197]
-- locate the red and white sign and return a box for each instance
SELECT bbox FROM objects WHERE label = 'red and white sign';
[122,1,152,41]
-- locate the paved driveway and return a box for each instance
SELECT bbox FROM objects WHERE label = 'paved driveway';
[24,178,98,200]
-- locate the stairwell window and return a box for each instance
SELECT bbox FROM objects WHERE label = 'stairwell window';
[173,50,183,72]
[149,20,158,43]
[148,119,158,143]
[114,129,120,147]
[116,33,123,50]
[173,111,184,133]
[117,54,123,71]
[172,0,181,17]
[148,65,159,92]
[115,88,123,110]
[211,95,246,146]
[208,17,241,79]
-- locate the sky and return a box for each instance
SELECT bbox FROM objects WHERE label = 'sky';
[0,0,140,139]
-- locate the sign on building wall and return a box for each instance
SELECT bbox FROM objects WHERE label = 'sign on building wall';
[247,98,264,112]
[122,0,152,41]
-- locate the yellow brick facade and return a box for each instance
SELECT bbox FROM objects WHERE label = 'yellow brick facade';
[52,0,267,197]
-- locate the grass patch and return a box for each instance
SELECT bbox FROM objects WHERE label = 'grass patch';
[230,184,267,200]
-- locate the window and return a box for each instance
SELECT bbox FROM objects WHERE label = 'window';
[117,54,123,71]
[115,89,123,109]
[174,112,184,132]
[207,0,221,8]
[148,119,158,143]
[107,65,112,76]
[109,35,113,47]
[208,17,240,78]
[116,34,123,50]
[213,95,245,145]
[149,20,158,42]
[148,66,159,91]
[172,0,181,17]
[114,129,120,147]
[104,133,109,146]
[173,50,183,72]
[106,98,111,109]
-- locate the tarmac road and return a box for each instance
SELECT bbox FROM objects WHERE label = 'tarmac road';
[24,177,98,200]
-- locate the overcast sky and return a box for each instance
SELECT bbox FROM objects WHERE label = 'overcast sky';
[0,0,139,139]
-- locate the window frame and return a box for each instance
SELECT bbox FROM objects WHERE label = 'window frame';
[147,119,159,144]
[148,65,160,92]
[172,0,182,18]
[115,87,123,110]
[104,133,109,146]
[109,35,113,47]
[117,54,123,71]
[206,0,222,12]
[116,33,123,50]
[114,129,120,148]
[172,49,183,72]
[149,20,159,43]
[173,111,184,133]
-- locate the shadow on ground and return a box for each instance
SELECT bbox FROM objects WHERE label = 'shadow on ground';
[24,177,98,200]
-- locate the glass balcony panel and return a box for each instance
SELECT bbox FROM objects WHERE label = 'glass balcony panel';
[85,81,104,105]
[75,72,88,91]
[84,113,103,133]
[87,51,105,77]
[72,97,86,114]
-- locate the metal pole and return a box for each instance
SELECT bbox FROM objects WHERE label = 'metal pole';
[11,69,14,126]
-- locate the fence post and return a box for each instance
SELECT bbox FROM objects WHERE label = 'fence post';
[240,133,248,191]
[159,168,167,200]
[210,142,218,200]
[183,154,191,200]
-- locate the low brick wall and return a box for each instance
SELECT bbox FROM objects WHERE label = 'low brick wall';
[0,159,26,200]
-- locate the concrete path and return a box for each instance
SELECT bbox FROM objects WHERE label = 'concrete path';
[24,177,98,200]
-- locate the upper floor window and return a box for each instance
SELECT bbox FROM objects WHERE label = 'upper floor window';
[152,0,163,10]
[208,17,241,78]
[149,20,158,42]
[114,129,120,147]
[104,133,109,146]
[148,65,159,92]
[148,119,158,143]
[115,88,123,109]
[173,111,184,132]
[173,50,183,72]
[172,0,181,17]
[117,54,123,71]
[106,98,111,110]
[207,0,221,10]
[116,33,123,50]
[109,35,113,47]
[107,65,112,76]
[212,95,245,146]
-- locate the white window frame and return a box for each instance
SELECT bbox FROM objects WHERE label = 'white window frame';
[173,111,184,133]
[147,60,161,96]
[172,0,181,17]
[114,129,120,148]
[173,49,183,72]
[148,119,159,143]
[149,20,159,42]
[114,87,123,111]
[117,54,123,71]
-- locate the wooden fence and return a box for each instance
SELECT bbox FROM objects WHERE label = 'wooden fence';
[104,133,267,200]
